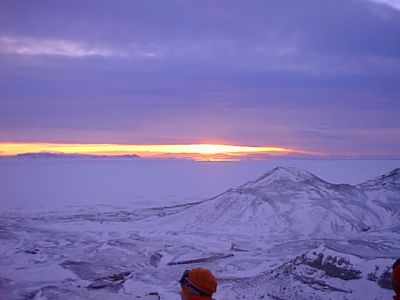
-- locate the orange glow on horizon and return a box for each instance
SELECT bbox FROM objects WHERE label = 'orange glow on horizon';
[0,142,315,159]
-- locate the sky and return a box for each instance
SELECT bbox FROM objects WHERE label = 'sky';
[0,0,400,158]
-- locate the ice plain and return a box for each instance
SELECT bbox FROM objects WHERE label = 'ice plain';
[0,158,399,299]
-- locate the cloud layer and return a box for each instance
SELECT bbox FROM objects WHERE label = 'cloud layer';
[0,36,122,57]
[1,0,399,157]
[369,0,400,10]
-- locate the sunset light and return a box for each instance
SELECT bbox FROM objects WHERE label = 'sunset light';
[0,142,310,160]
[2,2,400,299]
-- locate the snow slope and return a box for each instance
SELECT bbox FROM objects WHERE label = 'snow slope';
[0,167,399,299]
[161,167,399,239]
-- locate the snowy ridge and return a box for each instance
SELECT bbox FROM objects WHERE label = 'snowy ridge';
[358,167,400,189]
[234,244,394,299]
[357,167,400,227]
[162,167,399,238]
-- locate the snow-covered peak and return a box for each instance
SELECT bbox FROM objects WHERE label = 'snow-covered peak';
[240,167,325,188]
[357,168,400,189]
[163,166,397,237]
[381,168,400,181]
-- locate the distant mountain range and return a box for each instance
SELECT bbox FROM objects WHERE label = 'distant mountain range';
[1,152,140,159]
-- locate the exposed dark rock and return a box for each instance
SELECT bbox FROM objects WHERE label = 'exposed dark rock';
[367,266,379,282]
[23,248,40,255]
[168,253,233,265]
[149,251,162,267]
[367,273,378,281]
[298,252,362,280]
[146,292,161,299]
[60,260,99,280]
[359,225,371,232]
[291,272,350,293]
[87,271,131,291]
[377,267,392,290]
[230,243,250,252]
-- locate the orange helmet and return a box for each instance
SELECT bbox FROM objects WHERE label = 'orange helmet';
[179,268,217,298]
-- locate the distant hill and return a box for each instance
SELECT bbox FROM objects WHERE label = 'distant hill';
[2,152,140,159]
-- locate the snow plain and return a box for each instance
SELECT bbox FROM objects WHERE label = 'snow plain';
[0,158,399,299]
[1,158,399,212]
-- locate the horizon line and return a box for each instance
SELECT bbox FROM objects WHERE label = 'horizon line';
[1,142,399,160]
[0,142,321,160]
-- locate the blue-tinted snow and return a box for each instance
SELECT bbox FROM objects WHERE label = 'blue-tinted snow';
[0,158,399,212]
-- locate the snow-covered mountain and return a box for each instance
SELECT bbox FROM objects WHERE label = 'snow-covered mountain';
[164,167,399,239]
[357,168,400,229]
[1,166,399,299]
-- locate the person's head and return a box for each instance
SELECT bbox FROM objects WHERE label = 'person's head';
[179,268,217,300]
[393,258,400,296]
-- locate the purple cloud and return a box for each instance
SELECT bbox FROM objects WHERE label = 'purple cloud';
[0,0,399,156]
